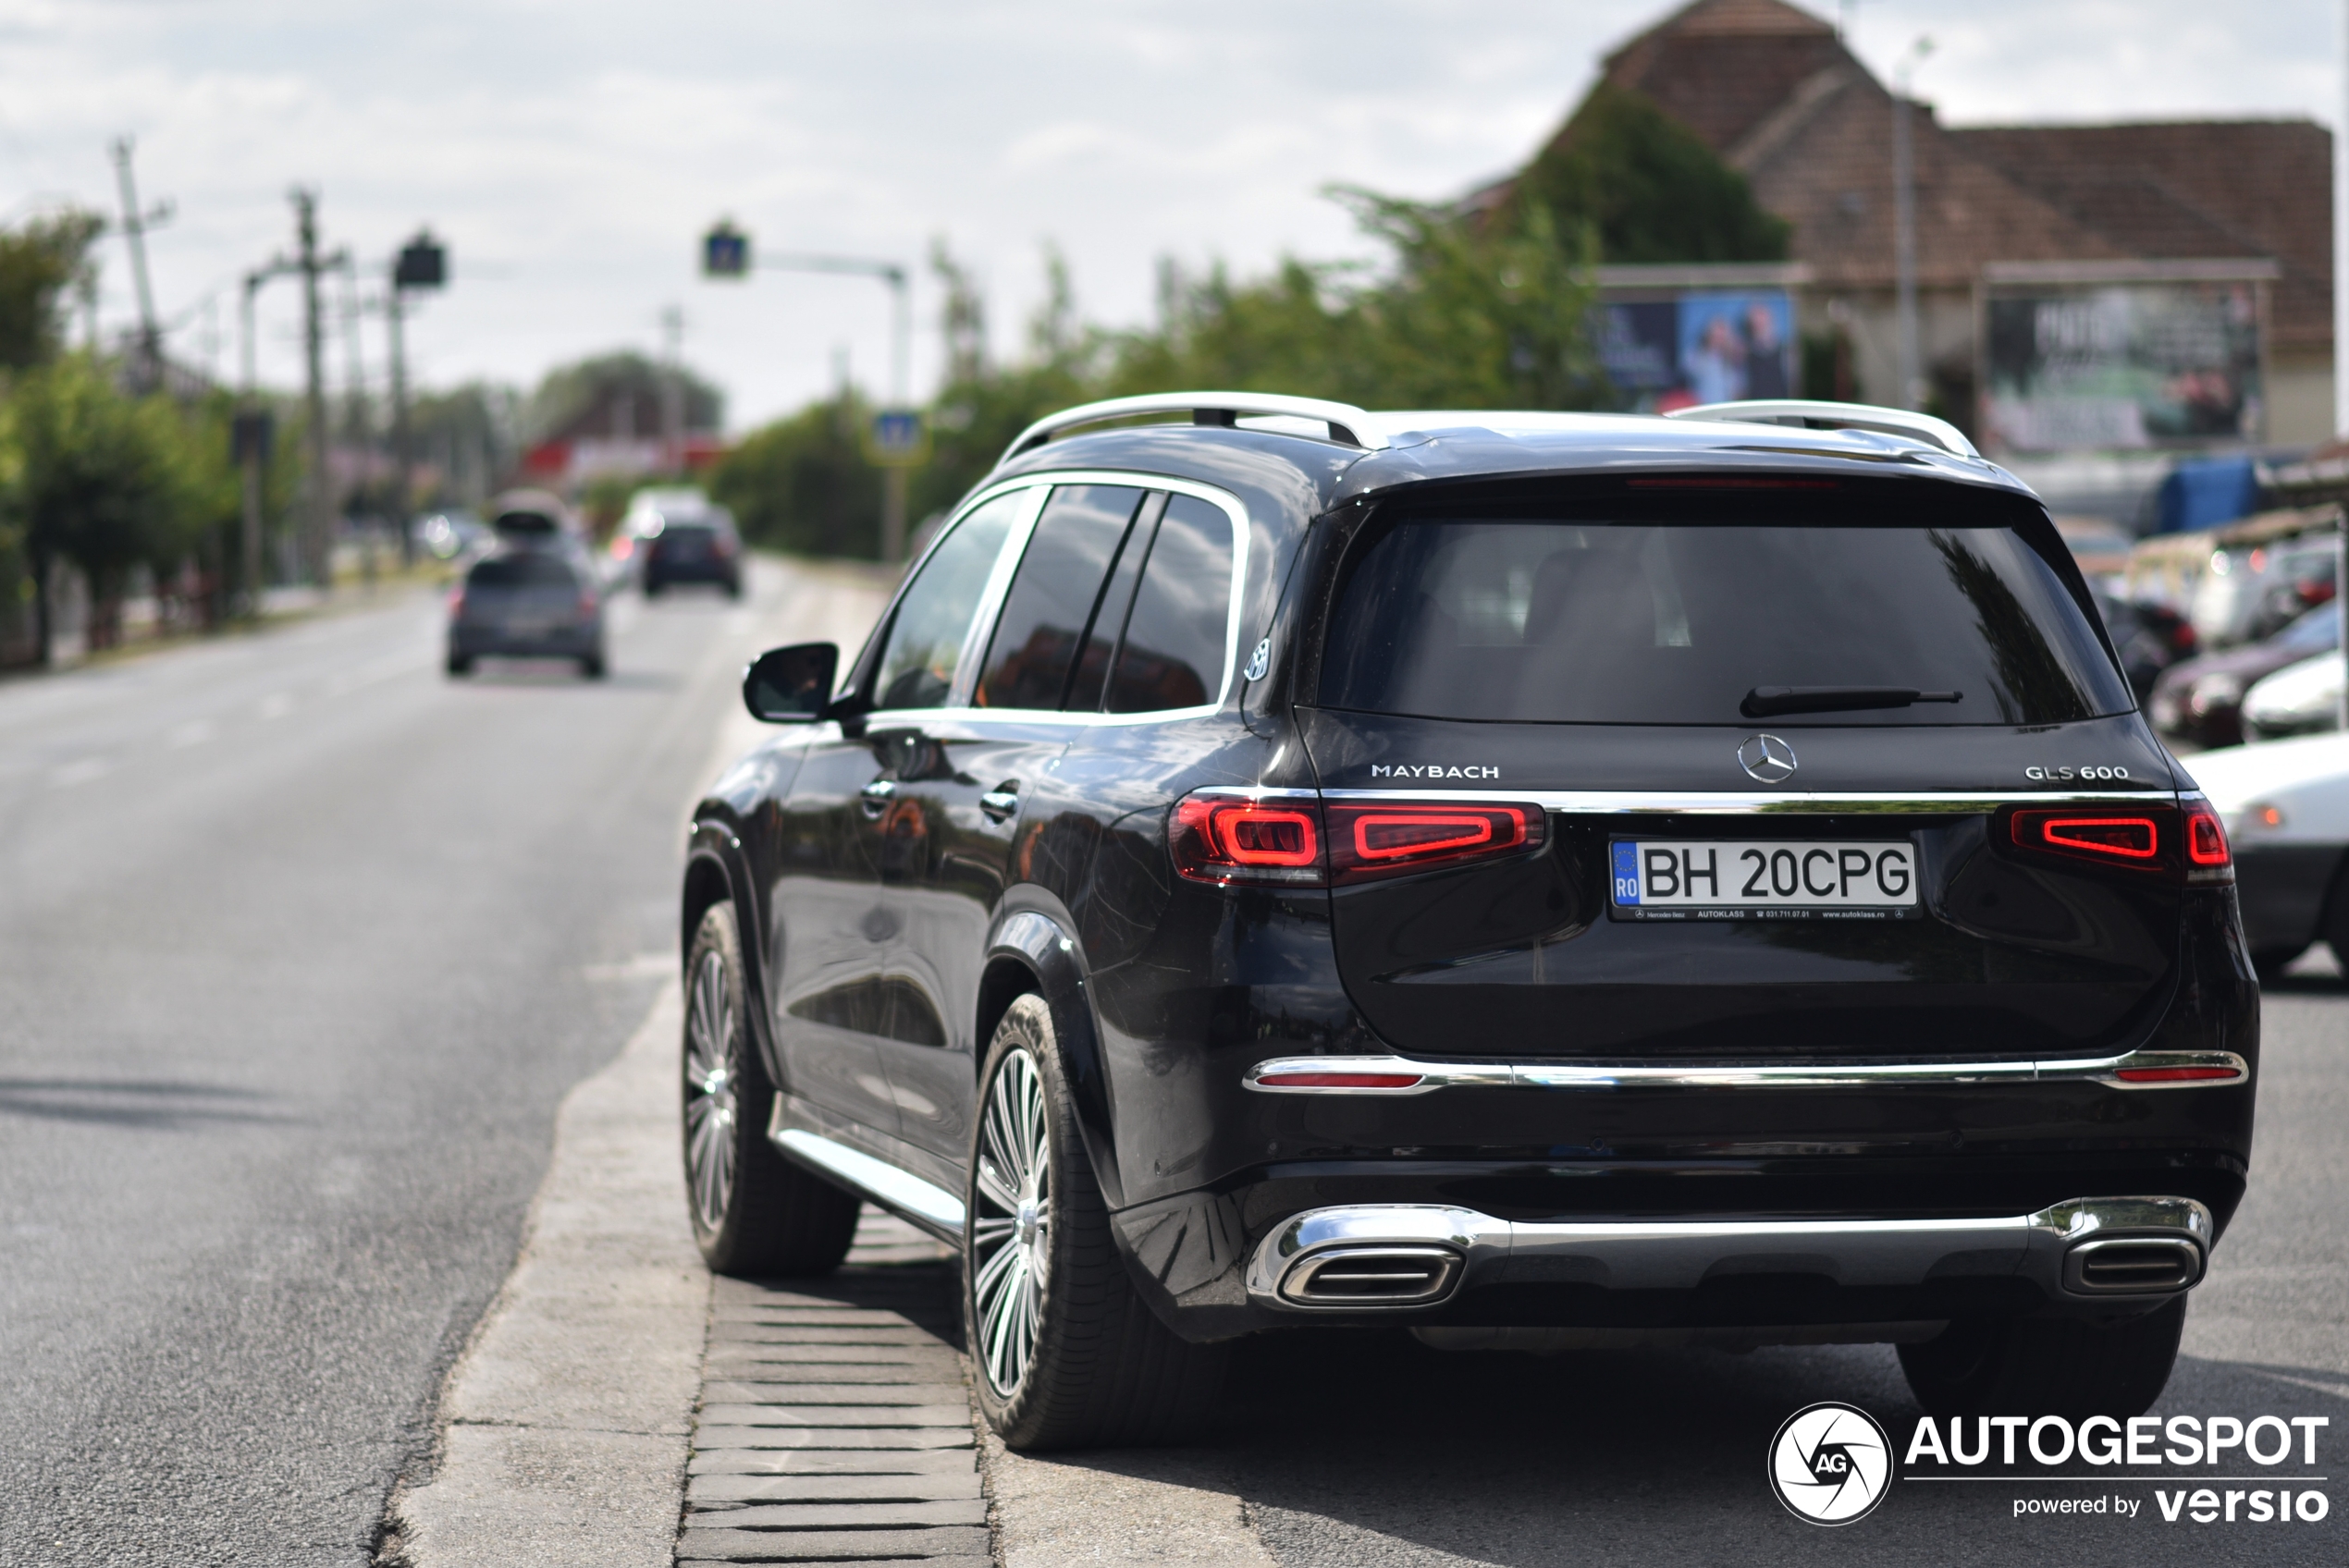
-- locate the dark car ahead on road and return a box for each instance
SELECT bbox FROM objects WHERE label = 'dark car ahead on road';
[447,546,605,678]
[678,393,2256,1451]
[2150,602,2339,748]
[641,507,743,599]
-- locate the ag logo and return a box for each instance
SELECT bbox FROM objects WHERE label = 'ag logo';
[1767,1402,1891,1525]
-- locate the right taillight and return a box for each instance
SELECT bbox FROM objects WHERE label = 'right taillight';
[2183,802,2232,882]
[2005,802,2232,885]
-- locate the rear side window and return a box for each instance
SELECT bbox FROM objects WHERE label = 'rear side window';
[468,554,578,589]
[1104,495,1235,714]
[976,485,1148,710]
[1320,513,2130,726]
[870,491,1020,710]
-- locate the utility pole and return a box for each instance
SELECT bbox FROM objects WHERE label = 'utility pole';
[334,257,377,584]
[290,189,349,587]
[660,304,685,475]
[239,257,299,615]
[1891,38,1933,413]
[108,137,172,391]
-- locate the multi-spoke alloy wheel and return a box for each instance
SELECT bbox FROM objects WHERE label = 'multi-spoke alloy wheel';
[678,900,860,1276]
[965,996,1229,1451]
[683,946,737,1234]
[971,1047,1051,1398]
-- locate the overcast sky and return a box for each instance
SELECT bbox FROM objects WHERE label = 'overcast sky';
[0,0,2339,431]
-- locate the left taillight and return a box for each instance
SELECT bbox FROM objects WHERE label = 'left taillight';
[1171,797,1323,886]
[1171,793,1545,888]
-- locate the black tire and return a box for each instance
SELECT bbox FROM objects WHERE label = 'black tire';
[581,652,608,680]
[965,996,1228,1451]
[445,653,472,676]
[1898,1296,2187,1420]
[682,901,860,1276]
[643,578,663,598]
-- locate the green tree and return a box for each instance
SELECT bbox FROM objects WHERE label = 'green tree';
[1507,81,1789,263]
[2,354,211,652]
[0,211,102,371]
[709,390,882,558]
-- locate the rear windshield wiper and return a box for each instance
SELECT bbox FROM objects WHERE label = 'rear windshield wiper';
[1742,686,1963,718]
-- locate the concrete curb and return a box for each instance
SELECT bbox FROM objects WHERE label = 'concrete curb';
[387,980,708,1567]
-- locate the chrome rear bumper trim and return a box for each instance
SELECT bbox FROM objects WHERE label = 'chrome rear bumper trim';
[1243,1047,2250,1095]
[1318,787,2171,815]
[1246,1195,2213,1311]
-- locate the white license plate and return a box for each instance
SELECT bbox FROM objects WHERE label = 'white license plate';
[1609,839,1918,920]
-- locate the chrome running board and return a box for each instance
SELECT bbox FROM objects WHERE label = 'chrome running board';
[1246,1195,2213,1311]
[767,1104,965,1241]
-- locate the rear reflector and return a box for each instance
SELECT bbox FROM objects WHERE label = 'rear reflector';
[2113,1065,2243,1084]
[1253,1072,1425,1090]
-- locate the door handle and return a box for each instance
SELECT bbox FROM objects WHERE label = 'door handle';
[978,785,1018,824]
[859,779,897,817]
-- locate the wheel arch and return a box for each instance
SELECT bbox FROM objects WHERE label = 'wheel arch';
[683,817,781,1084]
[981,901,1124,1210]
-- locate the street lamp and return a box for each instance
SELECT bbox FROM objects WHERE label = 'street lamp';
[1890,36,1934,413]
[703,220,919,562]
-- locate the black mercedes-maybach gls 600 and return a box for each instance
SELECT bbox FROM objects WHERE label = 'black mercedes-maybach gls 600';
[678,393,2256,1450]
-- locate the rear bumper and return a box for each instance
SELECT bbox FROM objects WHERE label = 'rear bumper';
[450,623,599,656]
[1248,1194,2211,1314]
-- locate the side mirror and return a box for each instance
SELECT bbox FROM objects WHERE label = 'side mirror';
[744,643,839,723]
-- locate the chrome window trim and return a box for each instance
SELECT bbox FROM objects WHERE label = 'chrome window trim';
[1316,787,2177,815]
[1242,1047,2251,1095]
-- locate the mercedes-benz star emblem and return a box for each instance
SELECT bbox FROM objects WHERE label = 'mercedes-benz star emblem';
[1767,1402,1892,1525]
[1739,733,1798,784]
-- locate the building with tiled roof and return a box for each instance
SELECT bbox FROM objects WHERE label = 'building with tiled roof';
[1503,0,2331,450]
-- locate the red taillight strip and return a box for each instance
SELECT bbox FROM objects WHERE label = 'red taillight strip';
[1243,1049,2248,1094]
[2036,815,2160,860]
[1352,812,1499,861]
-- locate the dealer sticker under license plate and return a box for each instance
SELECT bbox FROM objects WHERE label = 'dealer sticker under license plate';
[1609,840,1918,920]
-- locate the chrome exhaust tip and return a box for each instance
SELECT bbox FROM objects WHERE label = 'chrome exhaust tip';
[2063,1234,2204,1295]
[1281,1245,1464,1305]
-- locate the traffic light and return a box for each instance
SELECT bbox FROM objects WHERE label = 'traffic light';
[395,231,447,289]
[703,222,749,278]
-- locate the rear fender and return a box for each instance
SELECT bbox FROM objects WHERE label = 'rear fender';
[982,895,1123,1211]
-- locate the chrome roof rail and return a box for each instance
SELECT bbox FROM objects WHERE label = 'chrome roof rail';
[1002,392,1388,464]
[1664,398,1979,459]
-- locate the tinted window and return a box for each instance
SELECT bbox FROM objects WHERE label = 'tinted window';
[976,485,1146,710]
[1321,517,2130,726]
[2277,605,2341,653]
[468,554,578,589]
[870,491,1019,710]
[1104,495,1234,714]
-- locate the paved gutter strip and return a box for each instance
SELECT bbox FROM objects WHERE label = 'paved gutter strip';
[677,1213,991,1567]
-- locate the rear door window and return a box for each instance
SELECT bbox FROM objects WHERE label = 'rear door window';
[869,491,1021,711]
[1320,512,2130,726]
[975,485,1149,710]
[1103,495,1236,714]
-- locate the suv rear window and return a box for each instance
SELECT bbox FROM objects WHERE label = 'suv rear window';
[1320,512,2130,726]
[468,554,579,589]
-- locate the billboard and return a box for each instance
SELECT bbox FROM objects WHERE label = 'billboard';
[1594,291,1795,411]
[1983,282,2262,452]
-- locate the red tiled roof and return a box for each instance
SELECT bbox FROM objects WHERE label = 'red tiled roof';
[1509,0,2334,349]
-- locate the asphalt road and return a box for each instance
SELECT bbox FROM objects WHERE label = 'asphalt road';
[0,562,818,1566]
[1197,976,2349,1567]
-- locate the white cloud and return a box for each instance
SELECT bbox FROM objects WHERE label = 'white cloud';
[0,0,2334,428]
